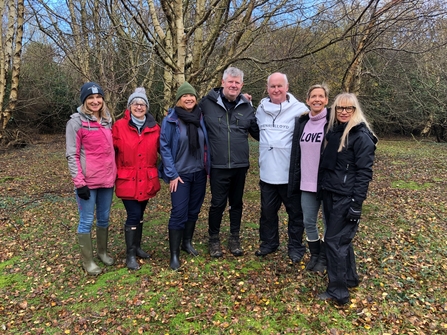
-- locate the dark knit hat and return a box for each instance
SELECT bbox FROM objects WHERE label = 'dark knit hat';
[80,82,104,104]
[175,81,198,102]
[127,87,149,109]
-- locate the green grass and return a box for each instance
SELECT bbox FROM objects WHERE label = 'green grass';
[1,136,447,334]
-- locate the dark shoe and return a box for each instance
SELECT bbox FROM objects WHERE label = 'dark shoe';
[228,234,243,257]
[96,226,114,266]
[78,233,102,275]
[318,292,333,301]
[305,240,320,271]
[209,234,223,258]
[124,225,140,270]
[347,280,360,289]
[169,229,183,270]
[181,221,199,256]
[288,250,304,264]
[135,224,150,259]
[312,241,327,273]
[318,292,348,305]
[255,248,276,257]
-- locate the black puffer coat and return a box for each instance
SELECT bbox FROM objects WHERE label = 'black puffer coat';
[319,122,377,204]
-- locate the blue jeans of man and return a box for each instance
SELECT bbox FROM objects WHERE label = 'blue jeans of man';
[258,181,305,256]
[76,187,114,234]
[301,191,325,241]
[122,199,149,226]
[208,167,248,236]
[168,169,207,230]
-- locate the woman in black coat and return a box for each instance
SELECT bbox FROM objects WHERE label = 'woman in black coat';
[318,93,377,305]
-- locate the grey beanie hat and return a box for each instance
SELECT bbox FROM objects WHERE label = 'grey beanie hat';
[127,87,149,109]
[80,82,104,104]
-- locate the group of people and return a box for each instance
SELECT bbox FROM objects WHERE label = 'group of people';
[66,67,377,305]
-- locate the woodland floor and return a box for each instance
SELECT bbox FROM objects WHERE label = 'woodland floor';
[0,134,446,334]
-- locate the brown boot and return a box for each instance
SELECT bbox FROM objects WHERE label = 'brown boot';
[209,234,223,258]
[228,234,243,257]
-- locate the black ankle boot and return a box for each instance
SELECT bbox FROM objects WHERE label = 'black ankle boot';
[169,229,183,270]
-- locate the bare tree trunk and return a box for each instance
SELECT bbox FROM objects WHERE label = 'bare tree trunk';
[0,0,25,142]
[343,0,404,94]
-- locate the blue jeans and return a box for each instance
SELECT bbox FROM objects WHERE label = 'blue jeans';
[169,169,207,230]
[122,199,149,226]
[76,187,114,234]
[301,191,325,241]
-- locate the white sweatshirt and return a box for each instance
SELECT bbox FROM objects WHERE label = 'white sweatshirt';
[256,93,308,184]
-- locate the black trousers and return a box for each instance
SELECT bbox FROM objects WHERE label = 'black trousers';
[322,190,360,304]
[258,181,305,255]
[208,167,248,236]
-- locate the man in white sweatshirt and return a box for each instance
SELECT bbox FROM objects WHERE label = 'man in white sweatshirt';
[255,72,308,263]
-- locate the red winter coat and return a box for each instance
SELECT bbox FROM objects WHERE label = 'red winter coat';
[113,110,161,201]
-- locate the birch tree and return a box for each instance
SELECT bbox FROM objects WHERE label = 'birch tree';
[0,0,25,144]
[30,0,155,118]
[117,0,305,108]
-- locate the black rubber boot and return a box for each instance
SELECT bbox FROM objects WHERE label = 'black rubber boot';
[305,240,320,271]
[312,240,327,274]
[135,223,150,259]
[124,225,140,270]
[181,221,199,256]
[169,229,183,270]
[209,234,223,258]
[96,226,114,266]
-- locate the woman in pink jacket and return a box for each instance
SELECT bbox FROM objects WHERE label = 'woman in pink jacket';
[66,82,116,275]
[113,88,161,270]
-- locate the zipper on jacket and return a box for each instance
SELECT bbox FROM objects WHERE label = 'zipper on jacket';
[226,112,231,168]
[343,164,349,183]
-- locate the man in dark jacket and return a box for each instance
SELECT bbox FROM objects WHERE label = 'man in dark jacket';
[199,67,259,257]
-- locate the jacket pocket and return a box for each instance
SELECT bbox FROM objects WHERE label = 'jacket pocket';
[115,169,136,198]
[146,168,161,197]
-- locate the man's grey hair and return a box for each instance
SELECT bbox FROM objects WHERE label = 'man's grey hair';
[223,67,244,82]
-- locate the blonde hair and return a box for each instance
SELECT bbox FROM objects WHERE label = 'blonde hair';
[328,93,376,152]
[81,98,109,120]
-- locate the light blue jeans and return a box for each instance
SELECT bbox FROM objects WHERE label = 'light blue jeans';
[301,191,325,241]
[76,187,114,234]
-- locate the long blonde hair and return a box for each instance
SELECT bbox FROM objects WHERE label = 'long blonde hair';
[328,93,376,152]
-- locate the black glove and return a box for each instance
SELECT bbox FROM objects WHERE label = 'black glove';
[346,200,362,222]
[77,186,90,200]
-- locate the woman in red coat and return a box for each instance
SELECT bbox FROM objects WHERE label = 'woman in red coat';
[113,87,161,270]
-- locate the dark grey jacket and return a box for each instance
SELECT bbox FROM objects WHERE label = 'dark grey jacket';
[199,88,259,169]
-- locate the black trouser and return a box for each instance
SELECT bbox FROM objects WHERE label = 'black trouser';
[322,190,360,303]
[123,199,148,226]
[258,181,304,254]
[208,167,248,236]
